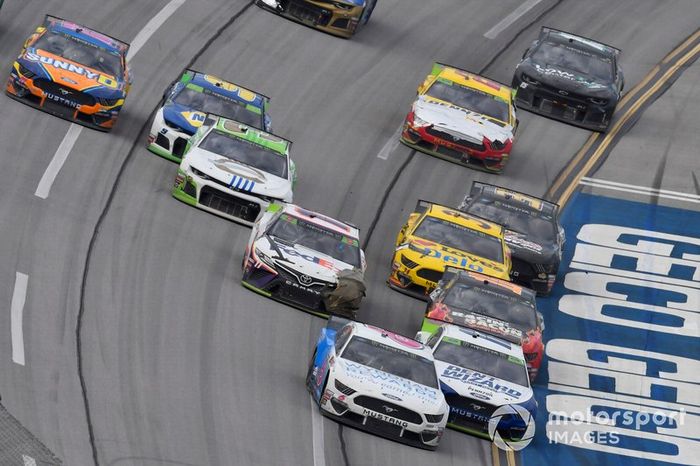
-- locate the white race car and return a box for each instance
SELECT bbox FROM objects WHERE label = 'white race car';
[242,203,366,317]
[307,317,449,450]
[417,322,537,442]
[172,116,295,226]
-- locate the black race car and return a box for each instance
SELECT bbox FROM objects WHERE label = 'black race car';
[512,27,624,132]
[459,182,564,295]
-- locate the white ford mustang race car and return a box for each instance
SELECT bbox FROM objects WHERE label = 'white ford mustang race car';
[242,203,366,317]
[172,116,295,226]
[307,317,449,450]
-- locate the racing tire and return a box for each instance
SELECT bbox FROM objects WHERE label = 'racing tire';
[359,0,377,26]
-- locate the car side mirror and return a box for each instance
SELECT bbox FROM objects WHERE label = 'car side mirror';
[415,331,431,345]
[618,68,625,92]
[521,48,530,60]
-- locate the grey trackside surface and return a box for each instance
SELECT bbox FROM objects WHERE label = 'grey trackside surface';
[1,0,700,465]
[0,403,62,465]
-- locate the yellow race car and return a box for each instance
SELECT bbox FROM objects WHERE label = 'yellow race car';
[388,200,511,299]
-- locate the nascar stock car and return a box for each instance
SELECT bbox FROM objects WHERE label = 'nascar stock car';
[416,319,536,440]
[425,267,545,382]
[389,200,511,300]
[459,182,563,295]
[307,316,449,449]
[172,116,295,226]
[401,63,517,173]
[6,15,132,131]
[256,0,377,39]
[512,27,624,132]
[148,69,271,162]
[242,203,366,317]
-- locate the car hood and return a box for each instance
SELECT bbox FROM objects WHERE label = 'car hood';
[521,60,615,96]
[255,236,356,284]
[504,230,560,265]
[21,48,125,96]
[414,95,513,143]
[162,103,201,135]
[436,361,532,406]
[336,359,445,411]
[186,147,292,199]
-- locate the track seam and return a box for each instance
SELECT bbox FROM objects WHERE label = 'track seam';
[75,3,255,465]
[338,425,351,466]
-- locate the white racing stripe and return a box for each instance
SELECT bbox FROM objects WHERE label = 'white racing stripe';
[580,177,700,204]
[309,395,326,466]
[11,272,29,366]
[484,0,543,40]
[377,124,405,160]
[33,0,188,199]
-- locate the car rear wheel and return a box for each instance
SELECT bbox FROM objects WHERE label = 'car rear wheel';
[359,0,377,26]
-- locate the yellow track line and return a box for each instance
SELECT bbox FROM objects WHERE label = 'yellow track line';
[507,449,516,466]
[663,29,700,64]
[557,40,700,207]
[492,443,501,466]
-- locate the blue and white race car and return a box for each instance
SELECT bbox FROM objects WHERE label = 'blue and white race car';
[148,69,271,162]
[307,317,449,450]
[416,321,537,442]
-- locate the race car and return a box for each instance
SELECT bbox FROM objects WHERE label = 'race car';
[425,267,545,382]
[256,0,377,39]
[6,15,131,131]
[401,63,517,173]
[416,320,536,440]
[172,116,295,226]
[459,182,564,295]
[307,316,449,450]
[148,69,271,162]
[389,200,511,300]
[512,27,624,132]
[242,203,366,317]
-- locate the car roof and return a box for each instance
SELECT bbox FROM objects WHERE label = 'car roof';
[423,204,504,239]
[433,64,512,102]
[441,324,525,360]
[539,27,620,57]
[281,204,360,238]
[469,182,559,217]
[443,268,537,305]
[209,117,290,155]
[45,15,128,55]
[350,323,434,359]
[182,70,269,110]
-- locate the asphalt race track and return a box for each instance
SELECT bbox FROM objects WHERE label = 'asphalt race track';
[0,0,699,465]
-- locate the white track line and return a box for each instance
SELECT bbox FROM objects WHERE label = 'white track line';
[377,124,404,160]
[484,0,543,39]
[34,0,188,200]
[11,272,29,366]
[580,177,700,204]
[310,396,326,466]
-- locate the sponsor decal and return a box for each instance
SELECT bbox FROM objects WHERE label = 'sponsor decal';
[470,391,491,401]
[25,51,118,88]
[428,306,523,341]
[505,233,545,253]
[362,409,409,428]
[382,393,403,402]
[451,405,490,423]
[277,243,336,271]
[344,362,438,401]
[442,365,523,398]
[284,280,320,295]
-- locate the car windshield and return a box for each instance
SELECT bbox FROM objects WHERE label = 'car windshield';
[531,41,614,82]
[443,284,537,331]
[413,216,503,263]
[267,213,361,267]
[465,197,556,242]
[34,30,122,76]
[426,80,509,122]
[199,130,287,178]
[173,87,263,129]
[435,335,529,387]
[341,336,438,389]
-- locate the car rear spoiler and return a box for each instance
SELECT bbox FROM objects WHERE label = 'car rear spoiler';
[414,199,506,235]
[540,26,620,56]
[183,68,271,102]
[442,266,537,304]
[326,315,422,345]
[431,62,512,90]
[465,181,560,216]
[423,311,523,345]
[203,113,293,147]
[44,14,130,52]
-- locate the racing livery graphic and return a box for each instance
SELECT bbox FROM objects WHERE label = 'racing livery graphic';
[242,203,366,317]
[416,322,536,442]
[148,69,271,162]
[512,27,624,131]
[389,200,512,299]
[6,15,131,131]
[256,0,378,39]
[401,63,517,173]
[425,267,545,382]
[460,182,564,295]
[172,116,295,226]
[307,316,448,449]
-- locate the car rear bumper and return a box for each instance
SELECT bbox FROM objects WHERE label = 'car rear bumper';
[255,0,362,38]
